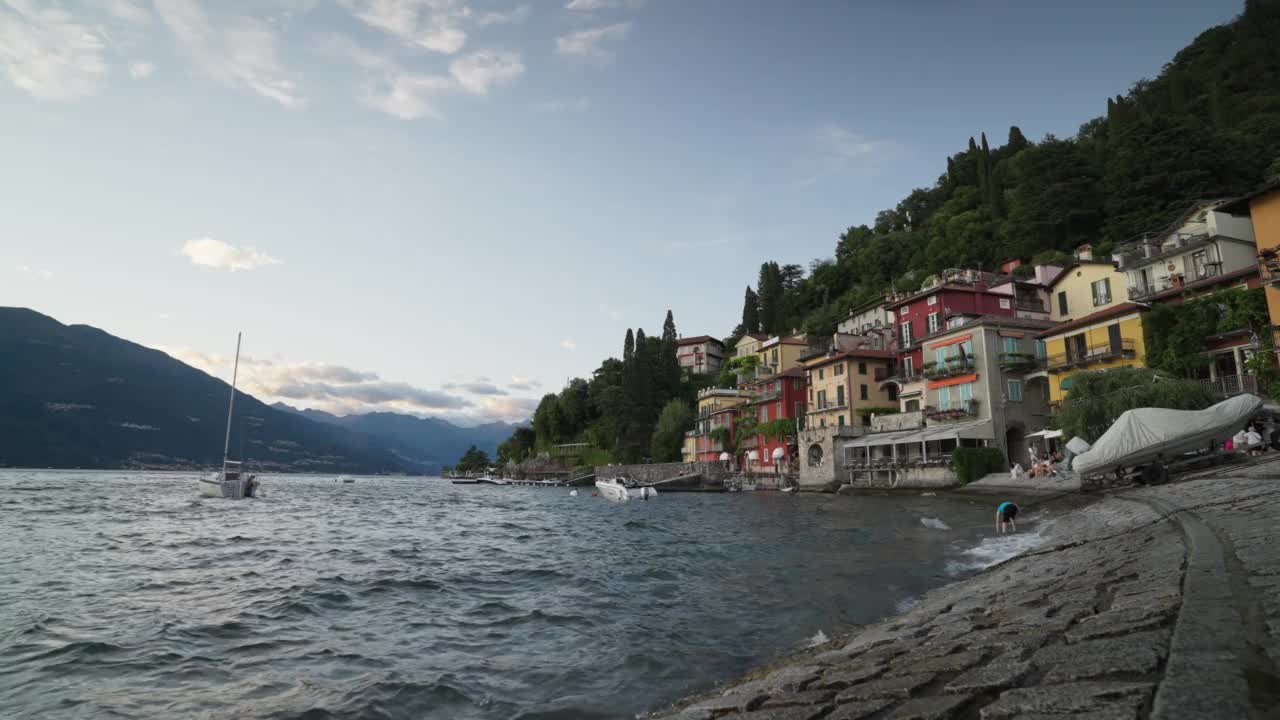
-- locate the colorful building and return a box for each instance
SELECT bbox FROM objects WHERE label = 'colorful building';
[685,388,749,462]
[1114,200,1257,303]
[1034,254,1145,404]
[1222,180,1280,360]
[802,347,896,432]
[675,336,726,376]
[738,367,806,472]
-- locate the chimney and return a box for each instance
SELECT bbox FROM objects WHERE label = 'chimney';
[1075,244,1093,262]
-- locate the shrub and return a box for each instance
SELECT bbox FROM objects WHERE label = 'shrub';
[952,447,1007,485]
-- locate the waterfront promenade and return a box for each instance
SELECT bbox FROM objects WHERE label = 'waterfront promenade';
[651,458,1280,719]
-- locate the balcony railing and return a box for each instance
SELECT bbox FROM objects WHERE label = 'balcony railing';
[1015,298,1046,313]
[924,399,980,420]
[998,352,1043,372]
[922,356,974,380]
[806,400,849,415]
[1198,374,1258,398]
[1047,339,1137,373]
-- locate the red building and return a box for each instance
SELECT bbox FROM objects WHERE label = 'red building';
[737,368,807,470]
[691,388,748,462]
[886,270,1019,378]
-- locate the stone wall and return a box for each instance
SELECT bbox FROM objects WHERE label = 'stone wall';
[797,426,860,491]
[594,460,730,488]
[847,465,957,490]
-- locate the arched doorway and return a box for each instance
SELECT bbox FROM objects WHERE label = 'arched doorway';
[807,443,824,467]
[1005,424,1028,467]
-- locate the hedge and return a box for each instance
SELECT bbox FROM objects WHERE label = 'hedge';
[952,447,1007,485]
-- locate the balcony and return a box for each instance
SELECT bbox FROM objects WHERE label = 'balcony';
[1014,298,1046,313]
[924,399,980,421]
[922,356,975,380]
[1115,232,1210,270]
[806,400,849,415]
[1046,339,1138,373]
[1198,374,1259,398]
[998,352,1043,373]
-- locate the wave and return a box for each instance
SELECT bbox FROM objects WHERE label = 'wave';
[920,517,950,530]
[946,521,1049,575]
[804,629,829,648]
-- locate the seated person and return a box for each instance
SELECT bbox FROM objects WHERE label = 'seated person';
[1245,426,1264,456]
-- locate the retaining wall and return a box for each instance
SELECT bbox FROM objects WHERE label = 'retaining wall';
[593,461,729,489]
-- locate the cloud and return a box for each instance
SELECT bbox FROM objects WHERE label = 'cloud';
[508,374,542,391]
[444,381,509,396]
[153,0,304,108]
[180,237,282,272]
[818,124,880,161]
[535,97,589,113]
[90,0,152,25]
[0,1,108,100]
[560,339,577,351]
[555,22,629,62]
[363,72,453,119]
[340,0,468,54]
[15,264,53,279]
[449,50,524,95]
[476,5,529,25]
[129,61,156,79]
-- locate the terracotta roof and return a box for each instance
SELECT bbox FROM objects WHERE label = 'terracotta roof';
[676,335,723,346]
[911,314,1056,347]
[802,348,895,367]
[740,367,805,386]
[1045,261,1120,290]
[1037,303,1144,338]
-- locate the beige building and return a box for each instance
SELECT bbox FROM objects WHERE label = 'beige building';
[754,333,809,376]
[1047,253,1130,323]
[802,348,897,431]
[675,336,726,376]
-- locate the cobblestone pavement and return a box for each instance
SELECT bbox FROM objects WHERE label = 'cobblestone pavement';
[650,458,1280,720]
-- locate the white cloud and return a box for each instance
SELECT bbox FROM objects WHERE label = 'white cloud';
[508,374,542,391]
[340,0,468,54]
[535,97,589,113]
[90,0,151,25]
[443,380,509,396]
[560,339,577,351]
[476,5,529,26]
[818,124,880,161]
[449,50,524,95]
[363,72,452,119]
[555,22,629,62]
[0,0,108,100]
[15,264,53,279]
[153,0,304,108]
[180,237,282,272]
[128,60,155,79]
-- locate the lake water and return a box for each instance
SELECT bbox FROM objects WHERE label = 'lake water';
[0,471,1029,719]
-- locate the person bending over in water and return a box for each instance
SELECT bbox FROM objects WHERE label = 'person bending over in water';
[996,501,1019,534]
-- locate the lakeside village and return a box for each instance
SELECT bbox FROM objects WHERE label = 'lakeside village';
[490,181,1280,493]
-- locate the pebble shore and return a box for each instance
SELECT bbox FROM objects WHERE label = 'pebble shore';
[650,457,1280,720]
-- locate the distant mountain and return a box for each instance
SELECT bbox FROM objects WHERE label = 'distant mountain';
[0,307,418,474]
[271,403,516,469]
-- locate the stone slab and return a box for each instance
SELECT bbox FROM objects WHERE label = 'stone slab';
[979,682,1153,719]
[885,694,972,719]
[760,689,835,709]
[835,673,935,703]
[825,698,896,720]
[944,660,1031,694]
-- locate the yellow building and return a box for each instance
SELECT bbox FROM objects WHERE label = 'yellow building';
[802,349,896,430]
[733,333,767,359]
[1223,181,1280,355]
[1034,256,1146,403]
[754,333,809,376]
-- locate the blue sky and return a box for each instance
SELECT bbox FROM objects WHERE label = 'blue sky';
[0,0,1244,424]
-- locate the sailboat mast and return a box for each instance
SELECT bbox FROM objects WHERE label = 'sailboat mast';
[222,332,242,472]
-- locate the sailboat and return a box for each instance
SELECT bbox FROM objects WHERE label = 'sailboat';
[197,332,260,499]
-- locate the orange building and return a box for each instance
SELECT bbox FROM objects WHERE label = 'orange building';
[1223,181,1280,357]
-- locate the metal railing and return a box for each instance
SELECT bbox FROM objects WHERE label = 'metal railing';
[1015,299,1046,313]
[922,356,974,379]
[924,399,980,420]
[1046,339,1137,372]
[998,352,1043,372]
[1198,374,1258,398]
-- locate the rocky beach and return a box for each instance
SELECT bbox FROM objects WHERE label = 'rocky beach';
[651,457,1280,720]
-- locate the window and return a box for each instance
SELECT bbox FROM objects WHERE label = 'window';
[760,406,768,422]
[927,312,940,334]
[900,321,913,347]
[959,382,973,404]
[1192,250,1208,278]
[836,385,845,407]
[1003,337,1018,354]
[905,399,919,412]
[860,384,869,401]
[834,363,844,376]
[961,340,973,359]
[903,356,914,377]
[795,402,803,423]
[771,349,779,366]
[858,362,867,374]
[1091,278,1112,306]
[935,347,947,365]
[818,368,824,380]
[888,384,898,401]
[806,371,812,385]
[927,295,938,306]
[1035,340,1046,359]
[838,414,845,427]
[937,386,952,410]
[999,297,1011,309]
[1058,291,1068,316]
[809,388,814,403]
[819,418,826,428]
[817,390,826,408]
[1008,379,1023,402]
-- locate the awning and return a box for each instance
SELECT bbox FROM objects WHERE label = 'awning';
[1025,428,1064,440]
[843,419,994,449]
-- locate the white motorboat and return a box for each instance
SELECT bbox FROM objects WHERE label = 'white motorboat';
[476,470,507,485]
[594,477,658,502]
[197,332,259,500]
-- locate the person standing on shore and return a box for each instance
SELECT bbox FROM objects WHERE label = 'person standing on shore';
[996,501,1019,534]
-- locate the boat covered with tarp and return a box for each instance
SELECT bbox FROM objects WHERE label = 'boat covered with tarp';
[1071,393,1263,476]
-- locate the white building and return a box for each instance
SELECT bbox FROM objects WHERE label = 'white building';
[1115,201,1257,302]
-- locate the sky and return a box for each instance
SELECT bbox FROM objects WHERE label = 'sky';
[0,0,1246,425]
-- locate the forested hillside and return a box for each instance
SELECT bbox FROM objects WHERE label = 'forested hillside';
[502,0,1280,465]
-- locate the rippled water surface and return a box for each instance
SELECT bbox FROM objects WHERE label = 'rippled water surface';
[0,471,1007,719]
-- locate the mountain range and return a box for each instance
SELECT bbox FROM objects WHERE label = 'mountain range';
[0,307,518,473]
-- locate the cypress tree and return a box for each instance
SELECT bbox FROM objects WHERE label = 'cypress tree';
[742,287,760,334]
[660,309,682,391]
[1007,126,1029,155]
[623,329,635,366]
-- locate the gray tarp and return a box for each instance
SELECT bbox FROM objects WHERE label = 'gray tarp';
[1072,393,1263,475]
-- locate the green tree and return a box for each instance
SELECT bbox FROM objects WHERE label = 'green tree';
[455,445,492,473]
[741,286,760,335]
[497,426,536,464]
[1056,367,1216,443]
[1002,136,1102,258]
[650,398,694,462]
